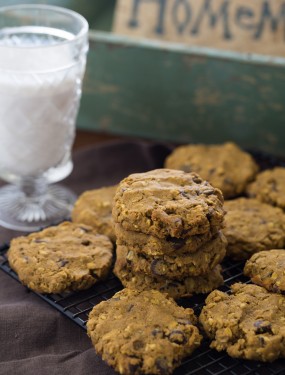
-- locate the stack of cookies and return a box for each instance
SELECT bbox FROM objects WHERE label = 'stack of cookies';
[112,169,227,299]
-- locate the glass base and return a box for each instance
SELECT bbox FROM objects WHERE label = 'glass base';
[0,184,77,232]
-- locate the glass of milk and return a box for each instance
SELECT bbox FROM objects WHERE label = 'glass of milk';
[0,5,88,231]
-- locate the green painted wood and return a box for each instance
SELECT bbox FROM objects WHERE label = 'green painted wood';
[79,31,285,156]
[0,0,115,31]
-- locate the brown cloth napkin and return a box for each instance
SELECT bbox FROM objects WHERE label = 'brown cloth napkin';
[0,140,171,375]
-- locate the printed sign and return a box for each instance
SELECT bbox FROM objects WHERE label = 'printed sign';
[113,0,285,56]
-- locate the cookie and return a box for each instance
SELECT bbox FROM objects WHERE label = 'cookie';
[165,142,259,199]
[7,222,113,294]
[114,248,223,299]
[244,250,285,294]
[71,185,117,242]
[87,288,202,375]
[199,283,285,362]
[247,167,285,210]
[113,169,225,239]
[117,231,226,278]
[115,223,219,255]
[223,198,285,260]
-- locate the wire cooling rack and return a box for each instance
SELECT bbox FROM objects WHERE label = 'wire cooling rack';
[1,149,285,375]
[1,247,284,375]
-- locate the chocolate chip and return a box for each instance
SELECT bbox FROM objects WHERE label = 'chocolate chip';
[254,320,273,334]
[168,330,187,345]
[192,175,202,184]
[180,190,189,198]
[81,240,91,246]
[58,259,69,267]
[91,271,98,279]
[151,328,164,338]
[133,340,144,350]
[165,236,185,250]
[155,358,170,375]
[151,259,167,276]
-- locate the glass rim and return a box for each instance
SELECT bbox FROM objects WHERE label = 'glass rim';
[0,4,89,49]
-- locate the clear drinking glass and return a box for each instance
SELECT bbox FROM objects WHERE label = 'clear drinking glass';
[0,5,89,231]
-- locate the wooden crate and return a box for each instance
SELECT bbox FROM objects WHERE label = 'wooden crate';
[80,31,285,156]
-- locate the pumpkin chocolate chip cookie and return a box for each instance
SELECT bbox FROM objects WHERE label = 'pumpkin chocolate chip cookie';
[71,185,117,242]
[244,250,285,294]
[113,169,225,239]
[115,223,219,255]
[247,167,285,210]
[114,246,223,299]
[87,288,202,375]
[117,231,226,278]
[223,198,285,260]
[165,142,259,199]
[199,283,285,362]
[7,221,113,294]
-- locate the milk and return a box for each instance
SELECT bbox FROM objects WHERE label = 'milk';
[0,26,86,178]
